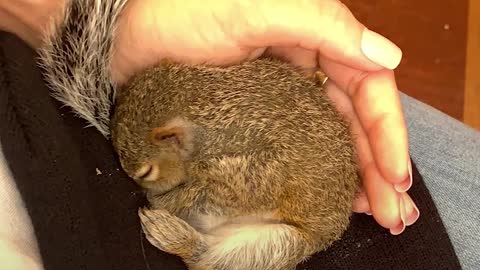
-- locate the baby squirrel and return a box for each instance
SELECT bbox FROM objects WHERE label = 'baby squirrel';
[110,58,360,270]
[37,1,360,269]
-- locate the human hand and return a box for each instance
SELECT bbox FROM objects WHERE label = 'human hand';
[111,0,420,235]
[1,0,419,234]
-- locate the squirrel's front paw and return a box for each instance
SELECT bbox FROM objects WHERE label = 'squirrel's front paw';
[138,207,203,261]
[138,208,176,252]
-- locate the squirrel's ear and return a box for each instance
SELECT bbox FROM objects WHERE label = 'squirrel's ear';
[148,118,194,153]
[150,126,185,148]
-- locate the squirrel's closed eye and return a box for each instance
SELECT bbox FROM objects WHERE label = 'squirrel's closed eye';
[135,164,158,182]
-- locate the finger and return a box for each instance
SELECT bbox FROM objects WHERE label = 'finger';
[266,47,318,72]
[364,162,404,234]
[352,187,371,213]
[240,0,402,71]
[324,92,378,216]
[325,81,401,229]
[400,192,420,226]
[319,58,410,190]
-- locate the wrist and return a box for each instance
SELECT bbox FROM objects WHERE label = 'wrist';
[110,0,136,85]
[110,0,151,86]
[0,0,66,48]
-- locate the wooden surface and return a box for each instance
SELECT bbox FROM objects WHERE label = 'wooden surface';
[465,0,480,130]
[343,0,469,122]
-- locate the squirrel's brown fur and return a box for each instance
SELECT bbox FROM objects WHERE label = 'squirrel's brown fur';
[111,58,360,270]
[35,1,360,268]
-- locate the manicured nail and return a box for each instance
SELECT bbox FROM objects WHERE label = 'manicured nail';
[394,159,412,193]
[361,28,402,69]
[389,220,405,235]
[401,193,420,226]
[399,194,407,224]
[391,195,406,235]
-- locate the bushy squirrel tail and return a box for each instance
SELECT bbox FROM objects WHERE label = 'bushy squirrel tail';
[38,0,129,138]
[139,208,313,270]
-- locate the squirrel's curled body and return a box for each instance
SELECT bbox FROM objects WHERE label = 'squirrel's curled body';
[36,0,359,268]
[111,58,360,270]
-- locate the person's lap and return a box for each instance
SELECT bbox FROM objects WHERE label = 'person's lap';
[0,145,44,270]
[0,93,478,269]
[400,93,480,269]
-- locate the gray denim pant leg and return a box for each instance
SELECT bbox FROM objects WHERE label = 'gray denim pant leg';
[400,93,480,269]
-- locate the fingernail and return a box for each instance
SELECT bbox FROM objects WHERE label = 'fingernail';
[402,193,420,226]
[365,211,372,216]
[394,159,412,193]
[391,195,407,235]
[361,28,402,69]
[389,220,405,235]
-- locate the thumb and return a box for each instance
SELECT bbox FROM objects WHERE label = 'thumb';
[241,0,402,70]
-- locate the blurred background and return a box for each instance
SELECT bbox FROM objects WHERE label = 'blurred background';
[344,0,479,131]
